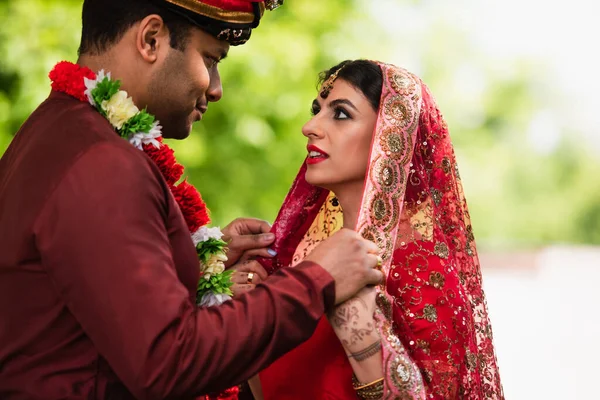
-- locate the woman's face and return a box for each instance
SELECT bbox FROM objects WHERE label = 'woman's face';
[302,79,378,192]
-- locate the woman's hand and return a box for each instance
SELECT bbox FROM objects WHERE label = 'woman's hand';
[228,260,268,297]
[327,286,379,352]
[329,286,385,384]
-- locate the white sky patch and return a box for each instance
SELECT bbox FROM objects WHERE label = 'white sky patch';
[369,0,600,151]
[527,110,562,154]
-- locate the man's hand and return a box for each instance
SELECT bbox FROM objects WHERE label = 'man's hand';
[221,218,276,268]
[305,229,383,305]
[228,260,268,297]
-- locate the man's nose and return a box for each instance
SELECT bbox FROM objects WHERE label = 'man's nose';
[207,69,223,102]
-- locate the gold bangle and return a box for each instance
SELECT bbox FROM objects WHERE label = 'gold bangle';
[357,390,384,400]
[353,377,384,390]
[352,376,384,400]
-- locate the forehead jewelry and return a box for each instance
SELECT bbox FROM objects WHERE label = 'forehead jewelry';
[265,0,284,10]
[319,66,345,98]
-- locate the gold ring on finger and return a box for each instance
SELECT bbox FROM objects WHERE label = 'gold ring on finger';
[247,272,255,284]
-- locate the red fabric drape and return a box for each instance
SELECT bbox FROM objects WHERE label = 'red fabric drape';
[258,63,503,399]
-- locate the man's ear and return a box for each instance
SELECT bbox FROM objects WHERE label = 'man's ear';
[136,14,170,63]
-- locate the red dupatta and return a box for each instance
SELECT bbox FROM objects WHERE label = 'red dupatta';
[258,63,503,399]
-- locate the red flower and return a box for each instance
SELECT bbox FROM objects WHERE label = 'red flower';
[48,61,213,235]
[171,180,210,232]
[49,61,95,102]
[204,386,240,400]
[143,140,184,186]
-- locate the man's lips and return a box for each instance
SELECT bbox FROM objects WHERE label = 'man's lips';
[306,144,329,164]
[194,105,207,122]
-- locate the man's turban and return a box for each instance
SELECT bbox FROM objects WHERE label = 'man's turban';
[158,0,283,45]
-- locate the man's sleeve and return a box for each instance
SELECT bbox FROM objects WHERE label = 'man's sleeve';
[34,143,335,398]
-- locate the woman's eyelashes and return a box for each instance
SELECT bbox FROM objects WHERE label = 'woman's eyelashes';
[333,107,350,120]
[310,104,350,120]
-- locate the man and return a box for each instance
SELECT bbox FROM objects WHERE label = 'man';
[0,0,383,399]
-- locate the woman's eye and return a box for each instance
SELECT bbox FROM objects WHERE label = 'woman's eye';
[333,108,350,120]
[311,106,320,116]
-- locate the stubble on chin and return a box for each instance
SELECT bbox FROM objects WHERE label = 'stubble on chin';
[160,116,193,140]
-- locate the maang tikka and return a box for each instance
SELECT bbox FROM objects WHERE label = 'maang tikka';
[265,0,284,11]
[319,65,345,98]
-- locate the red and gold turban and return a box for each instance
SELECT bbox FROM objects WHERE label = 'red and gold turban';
[158,0,283,45]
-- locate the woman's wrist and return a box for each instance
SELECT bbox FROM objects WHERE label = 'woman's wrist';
[346,340,382,361]
[352,375,385,399]
[347,346,384,384]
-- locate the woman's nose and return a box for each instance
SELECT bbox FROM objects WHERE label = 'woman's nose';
[301,116,323,138]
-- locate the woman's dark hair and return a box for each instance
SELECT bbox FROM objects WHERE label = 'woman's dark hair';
[318,60,383,111]
[79,0,192,55]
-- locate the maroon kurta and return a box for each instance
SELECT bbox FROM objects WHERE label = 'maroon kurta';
[0,91,334,399]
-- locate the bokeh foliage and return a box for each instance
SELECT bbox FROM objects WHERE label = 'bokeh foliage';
[1,0,598,248]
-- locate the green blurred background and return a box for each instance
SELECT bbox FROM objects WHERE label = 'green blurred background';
[1,0,599,250]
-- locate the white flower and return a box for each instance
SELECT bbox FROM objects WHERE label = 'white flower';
[201,252,227,280]
[83,69,110,106]
[192,226,224,246]
[128,121,163,150]
[101,91,139,130]
[198,292,232,307]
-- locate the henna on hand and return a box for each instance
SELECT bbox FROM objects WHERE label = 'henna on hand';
[329,296,377,348]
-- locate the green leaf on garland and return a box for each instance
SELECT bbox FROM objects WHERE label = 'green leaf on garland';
[91,77,121,115]
[196,269,234,302]
[119,110,155,138]
[196,238,228,264]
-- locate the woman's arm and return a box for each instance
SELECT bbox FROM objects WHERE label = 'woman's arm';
[328,288,384,383]
[328,287,426,399]
[328,288,389,398]
[248,375,264,400]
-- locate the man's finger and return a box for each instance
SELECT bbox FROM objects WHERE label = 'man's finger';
[365,268,384,286]
[241,218,272,234]
[367,253,384,272]
[363,239,380,255]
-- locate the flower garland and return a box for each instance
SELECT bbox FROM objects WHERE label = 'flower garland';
[49,61,234,308]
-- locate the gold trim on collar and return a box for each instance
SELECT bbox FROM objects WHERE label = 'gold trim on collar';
[163,0,265,24]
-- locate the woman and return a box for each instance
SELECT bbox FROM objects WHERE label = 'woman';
[255,60,503,399]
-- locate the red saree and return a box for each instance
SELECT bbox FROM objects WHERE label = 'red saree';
[258,63,503,399]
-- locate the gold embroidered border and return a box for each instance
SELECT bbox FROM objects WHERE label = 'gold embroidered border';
[357,63,424,398]
[163,0,264,24]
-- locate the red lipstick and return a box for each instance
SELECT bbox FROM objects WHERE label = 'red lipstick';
[306,145,329,165]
